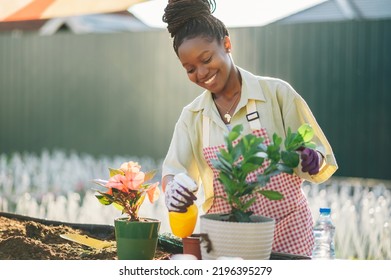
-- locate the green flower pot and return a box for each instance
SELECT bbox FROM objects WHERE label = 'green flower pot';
[114,217,160,260]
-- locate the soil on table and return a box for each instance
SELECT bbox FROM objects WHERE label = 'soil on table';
[0,216,171,260]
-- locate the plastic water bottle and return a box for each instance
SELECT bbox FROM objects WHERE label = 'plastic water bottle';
[311,207,336,259]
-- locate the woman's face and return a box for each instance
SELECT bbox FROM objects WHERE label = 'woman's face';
[177,36,234,94]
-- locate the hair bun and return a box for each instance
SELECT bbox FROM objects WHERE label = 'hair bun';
[163,0,216,38]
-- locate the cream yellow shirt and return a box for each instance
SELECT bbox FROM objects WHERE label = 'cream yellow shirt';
[162,67,338,212]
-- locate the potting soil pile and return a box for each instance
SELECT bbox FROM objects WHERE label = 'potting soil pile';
[0,215,171,260]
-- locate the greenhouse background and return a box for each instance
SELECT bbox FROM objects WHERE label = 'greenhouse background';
[1,20,390,180]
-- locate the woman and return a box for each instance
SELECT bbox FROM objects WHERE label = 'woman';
[161,0,338,257]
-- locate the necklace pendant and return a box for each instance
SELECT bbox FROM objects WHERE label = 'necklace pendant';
[224,113,231,123]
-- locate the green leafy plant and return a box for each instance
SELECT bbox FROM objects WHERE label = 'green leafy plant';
[210,123,316,222]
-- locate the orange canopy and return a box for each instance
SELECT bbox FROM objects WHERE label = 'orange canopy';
[0,0,146,22]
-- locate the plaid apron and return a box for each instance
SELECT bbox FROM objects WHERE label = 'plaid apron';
[202,100,314,256]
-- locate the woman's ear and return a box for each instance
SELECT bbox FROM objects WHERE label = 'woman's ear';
[223,36,232,53]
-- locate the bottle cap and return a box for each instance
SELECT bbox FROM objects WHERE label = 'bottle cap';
[320,208,331,214]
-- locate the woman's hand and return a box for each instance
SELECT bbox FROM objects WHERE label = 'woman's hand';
[298,147,322,175]
[164,173,198,213]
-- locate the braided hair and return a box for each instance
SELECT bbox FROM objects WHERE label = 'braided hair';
[162,0,229,55]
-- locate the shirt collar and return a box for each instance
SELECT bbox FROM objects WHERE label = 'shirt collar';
[187,66,266,115]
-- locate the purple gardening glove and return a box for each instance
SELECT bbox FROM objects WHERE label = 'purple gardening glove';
[298,147,320,175]
[165,173,198,213]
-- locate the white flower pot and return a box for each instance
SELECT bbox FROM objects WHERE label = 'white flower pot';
[199,214,275,260]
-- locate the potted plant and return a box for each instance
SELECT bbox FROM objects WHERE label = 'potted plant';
[200,124,316,259]
[93,161,160,260]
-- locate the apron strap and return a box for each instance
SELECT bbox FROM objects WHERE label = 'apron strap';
[203,99,262,148]
[203,115,210,148]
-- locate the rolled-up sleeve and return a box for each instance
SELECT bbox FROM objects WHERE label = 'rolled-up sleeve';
[282,85,338,184]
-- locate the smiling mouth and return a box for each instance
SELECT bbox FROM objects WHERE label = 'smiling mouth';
[204,74,216,85]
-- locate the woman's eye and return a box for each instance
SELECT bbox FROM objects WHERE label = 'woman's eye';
[203,57,212,64]
[187,68,195,74]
